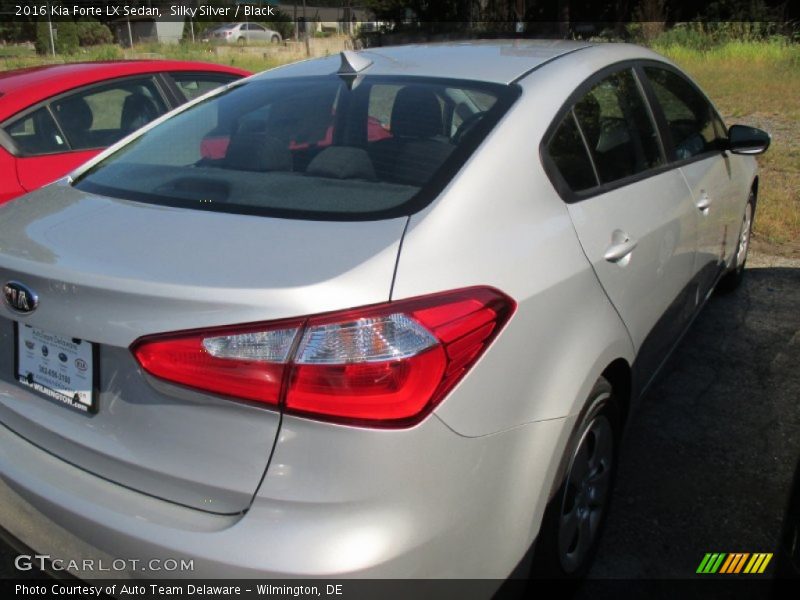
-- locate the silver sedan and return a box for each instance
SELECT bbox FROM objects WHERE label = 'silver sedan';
[204,22,282,44]
[0,40,769,581]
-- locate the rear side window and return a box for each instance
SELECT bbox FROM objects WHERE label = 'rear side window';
[546,68,664,195]
[169,72,239,102]
[643,67,727,160]
[547,112,598,192]
[572,69,663,185]
[4,107,68,155]
[50,77,167,151]
[74,76,517,220]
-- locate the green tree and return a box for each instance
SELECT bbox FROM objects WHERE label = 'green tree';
[36,20,79,55]
[76,19,113,46]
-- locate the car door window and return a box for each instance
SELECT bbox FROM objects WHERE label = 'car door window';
[547,111,599,192]
[170,73,239,102]
[50,78,167,150]
[3,107,68,155]
[571,69,663,185]
[643,67,727,160]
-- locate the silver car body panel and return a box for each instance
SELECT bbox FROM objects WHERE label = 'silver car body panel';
[0,408,571,578]
[0,185,406,513]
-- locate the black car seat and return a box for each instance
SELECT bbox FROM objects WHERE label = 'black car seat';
[120,92,161,134]
[370,85,454,186]
[52,97,93,149]
[223,131,292,172]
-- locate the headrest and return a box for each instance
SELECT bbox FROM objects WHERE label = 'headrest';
[223,133,292,172]
[121,93,159,133]
[53,97,93,134]
[306,146,376,180]
[391,86,443,139]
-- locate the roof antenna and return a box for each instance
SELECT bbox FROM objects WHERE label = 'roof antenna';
[338,50,372,89]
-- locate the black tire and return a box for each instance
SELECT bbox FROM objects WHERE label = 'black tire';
[531,377,620,579]
[271,35,280,44]
[237,37,246,47]
[718,190,755,293]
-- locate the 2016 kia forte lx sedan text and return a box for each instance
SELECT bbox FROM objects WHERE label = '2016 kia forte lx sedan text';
[0,41,770,579]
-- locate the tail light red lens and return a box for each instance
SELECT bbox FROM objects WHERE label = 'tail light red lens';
[132,320,304,406]
[131,287,515,427]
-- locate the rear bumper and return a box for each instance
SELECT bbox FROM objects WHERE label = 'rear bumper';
[0,412,571,579]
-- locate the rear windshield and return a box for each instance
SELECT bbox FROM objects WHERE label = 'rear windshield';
[74,75,518,220]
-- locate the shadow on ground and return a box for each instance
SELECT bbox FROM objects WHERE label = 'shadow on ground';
[581,264,800,587]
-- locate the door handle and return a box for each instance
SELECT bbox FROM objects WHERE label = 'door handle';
[604,231,638,263]
[696,192,712,212]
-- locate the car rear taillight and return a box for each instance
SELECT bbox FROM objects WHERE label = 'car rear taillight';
[131,287,515,427]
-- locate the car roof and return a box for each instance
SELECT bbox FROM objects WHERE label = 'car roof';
[0,60,250,122]
[256,40,592,85]
[255,40,667,85]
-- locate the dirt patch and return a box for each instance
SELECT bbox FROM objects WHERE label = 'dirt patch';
[751,237,800,262]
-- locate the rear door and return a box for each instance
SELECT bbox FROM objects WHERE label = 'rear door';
[6,76,169,192]
[641,65,737,299]
[2,105,98,192]
[546,66,699,386]
[249,23,269,42]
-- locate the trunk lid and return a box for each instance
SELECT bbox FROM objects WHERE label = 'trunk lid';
[0,182,405,513]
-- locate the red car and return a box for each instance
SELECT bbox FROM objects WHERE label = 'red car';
[0,60,250,204]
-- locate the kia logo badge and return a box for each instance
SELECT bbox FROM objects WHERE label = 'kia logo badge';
[3,281,38,314]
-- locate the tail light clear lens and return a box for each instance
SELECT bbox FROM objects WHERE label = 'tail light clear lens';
[131,287,515,427]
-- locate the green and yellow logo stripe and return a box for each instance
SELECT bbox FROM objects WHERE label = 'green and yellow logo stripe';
[697,552,772,574]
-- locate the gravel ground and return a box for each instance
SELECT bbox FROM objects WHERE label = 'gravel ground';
[1,254,799,587]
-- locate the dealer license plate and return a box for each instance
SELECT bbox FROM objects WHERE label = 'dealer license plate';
[16,324,95,413]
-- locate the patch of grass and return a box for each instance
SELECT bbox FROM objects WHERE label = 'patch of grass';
[656,40,800,249]
[0,44,35,59]
[0,42,293,75]
[124,41,294,74]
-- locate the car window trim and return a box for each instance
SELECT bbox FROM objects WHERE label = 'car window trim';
[568,108,601,188]
[1,104,73,157]
[0,126,20,156]
[636,60,730,169]
[0,74,175,158]
[153,72,184,107]
[540,59,672,203]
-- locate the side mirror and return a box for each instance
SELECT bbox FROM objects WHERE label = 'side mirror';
[728,124,771,155]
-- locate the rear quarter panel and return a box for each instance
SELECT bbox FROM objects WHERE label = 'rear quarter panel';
[392,48,644,438]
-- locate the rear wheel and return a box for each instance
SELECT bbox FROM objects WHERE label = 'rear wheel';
[532,377,620,578]
[718,190,755,293]
[237,37,246,46]
[271,35,280,43]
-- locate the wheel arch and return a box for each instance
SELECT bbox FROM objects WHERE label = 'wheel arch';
[546,353,632,503]
[751,175,759,207]
[601,358,632,426]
